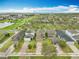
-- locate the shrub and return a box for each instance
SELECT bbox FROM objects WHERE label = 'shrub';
[45,32,48,38]
[59,40,66,47]
[28,40,36,49]
[28,44,32,49]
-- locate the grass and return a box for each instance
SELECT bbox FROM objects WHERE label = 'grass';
[1,19,24,30]
[0,32,13,44]
[8,56,71,59]
[0,19,10,23]
[0,39,13,52]
[74,42,79,49]
[1,16,36,30]
[58,39,73,53]
[61,45,73,53]
[8,56,19,59]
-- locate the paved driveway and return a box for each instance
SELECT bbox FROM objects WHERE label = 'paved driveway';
[36,42,42,55]
[56,44,64,53]
[67,42,79,53]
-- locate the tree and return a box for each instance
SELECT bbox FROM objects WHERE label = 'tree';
[5,33,10,37]
[45,32,48,38]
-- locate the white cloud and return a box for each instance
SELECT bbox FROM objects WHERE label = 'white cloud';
[65,5,79,13]
[0,5,79,13]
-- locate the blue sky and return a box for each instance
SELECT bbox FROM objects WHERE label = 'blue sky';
[0,0,79,13]
[0,0,79,8]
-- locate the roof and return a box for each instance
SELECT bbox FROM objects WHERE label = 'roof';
[73,35,79,40]
[56,30,73,41]
[24,34,34,38]
[67,30,79,34]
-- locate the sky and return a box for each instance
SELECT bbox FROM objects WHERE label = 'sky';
[0,0,79,13]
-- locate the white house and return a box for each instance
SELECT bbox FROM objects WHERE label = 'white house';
[24,31,35,41]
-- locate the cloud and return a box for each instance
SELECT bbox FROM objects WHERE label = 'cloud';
[66,5,79,13]
[0,5,79,13]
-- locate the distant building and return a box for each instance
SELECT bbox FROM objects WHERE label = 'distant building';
[0,18,4,20]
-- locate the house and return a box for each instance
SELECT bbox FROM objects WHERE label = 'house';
[24,30,35,41]
[12,30,25,45]
[65,30,79,41]
[0,17,4,20]
[56,30,73,41]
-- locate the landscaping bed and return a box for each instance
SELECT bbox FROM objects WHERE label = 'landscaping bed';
[26,40,36,53]
[42,39,56,55]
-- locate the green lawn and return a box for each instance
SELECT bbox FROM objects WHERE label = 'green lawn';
[0,39,13,52]
[0,32,13,44]
[1,19,25,30]
[0,19,10,23]
[74,42,79,49]
[61,46,73,53]
[8,56,19,59]
[8,56,71,59]
[58,38,73,53]
[0,16,37,30]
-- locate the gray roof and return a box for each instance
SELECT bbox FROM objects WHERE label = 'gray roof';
[73,35,79,40]
[68,30,79,34]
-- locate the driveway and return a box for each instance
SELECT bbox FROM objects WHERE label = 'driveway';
[67,42,79,53]
[56,44,64,54]
[19,42,29,59]
[36,42,42,55]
